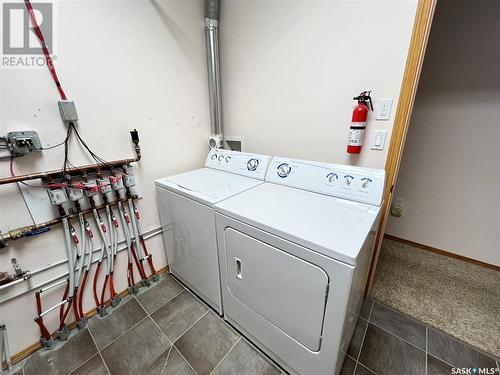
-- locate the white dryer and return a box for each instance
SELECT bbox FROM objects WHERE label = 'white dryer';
[155,149,271,314]
[215,157,385,375]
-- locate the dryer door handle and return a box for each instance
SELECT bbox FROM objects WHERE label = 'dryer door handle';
[234,257,242,280]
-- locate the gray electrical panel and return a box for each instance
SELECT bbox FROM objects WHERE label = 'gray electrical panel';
[6,131,42,156]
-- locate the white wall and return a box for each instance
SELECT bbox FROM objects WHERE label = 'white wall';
[0,0,210,355]
[386,0,500,266]
[220,0,418,169]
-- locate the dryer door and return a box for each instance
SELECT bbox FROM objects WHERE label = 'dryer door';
[225,227,329,351]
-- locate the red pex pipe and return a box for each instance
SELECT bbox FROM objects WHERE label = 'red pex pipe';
[140,238,157,275]
[93,263,102,307]
[127,262,135,288]
[58,300,72,331]
[110,272,116,300]
[100,275,109,308]
[59,283,69,324]
[73,288,80,322]
[131,243,148,280]
[78,271,89,318]
[34,292,52,341]
[24,0,67,100]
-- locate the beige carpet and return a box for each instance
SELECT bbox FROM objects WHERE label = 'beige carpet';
[371,238,500,358]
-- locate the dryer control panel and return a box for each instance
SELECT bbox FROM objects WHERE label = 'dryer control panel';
[266,157,385,206]
[206,149,271,180]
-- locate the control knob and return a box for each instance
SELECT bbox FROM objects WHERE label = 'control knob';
[225,156,232,163]
[211,154,218,160]
[344,175,354,186]
[247,158,259,171]
[277,163,291,178]
[326,172,338,183]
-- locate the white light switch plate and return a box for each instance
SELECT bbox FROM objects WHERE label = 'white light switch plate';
[371,130,387,151]
[376,99,393,120]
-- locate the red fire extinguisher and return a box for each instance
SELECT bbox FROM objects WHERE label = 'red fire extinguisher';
[347,91,373,154]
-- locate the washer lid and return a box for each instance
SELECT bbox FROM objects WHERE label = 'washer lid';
[155,168,264,206]
[215,183,380,265]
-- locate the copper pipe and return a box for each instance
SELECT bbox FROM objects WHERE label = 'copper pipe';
[0,145,140,186]
[0,196,137,248]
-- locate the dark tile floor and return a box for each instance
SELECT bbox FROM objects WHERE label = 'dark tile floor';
[341,299,500,375]
[10,275,282,375]
[6,274,500,375]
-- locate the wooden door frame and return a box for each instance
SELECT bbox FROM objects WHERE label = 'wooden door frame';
[365,0,437,296]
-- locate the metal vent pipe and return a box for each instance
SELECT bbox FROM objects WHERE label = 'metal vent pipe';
[205,0,223,149]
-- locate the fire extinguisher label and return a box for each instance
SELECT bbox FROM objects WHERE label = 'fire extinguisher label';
[348,123,366,146]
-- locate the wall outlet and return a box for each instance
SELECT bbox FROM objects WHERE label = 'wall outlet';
[390,197,404,217]
[376,99,393,121]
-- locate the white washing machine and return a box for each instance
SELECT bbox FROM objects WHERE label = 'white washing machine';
[155,149,271,314]
[215,157,385,375]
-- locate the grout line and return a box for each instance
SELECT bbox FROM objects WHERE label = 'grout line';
[354,308,371,374]
[209,337,241,375]
[137,343,172,375]
[99,315,150,351]
[367,300,374,321]
[97,351,111,375]
[139,277,182,315]
[371,299,425,327]
[357,362,377,374]
[172,345,199,375]
[87,327,110,374]
[368,320,426,353]
[427,325,499,363]
[425,326,428,375]
[146,288,185,316]
[373,299,498,362]
[69,329,100,374]
[147,309,174,346]
[135,291,179,374]
[425,352,457,370]
[159,346,172,374]
[425,326,496,370]
[345,353,357,362]
[169,310,210,344]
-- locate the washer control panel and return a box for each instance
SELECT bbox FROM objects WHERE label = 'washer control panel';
[206,149,271,180]
[266,157,385,206]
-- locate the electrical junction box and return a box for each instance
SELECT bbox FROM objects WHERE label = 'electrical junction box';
[6,131,42,156]
[47,189,68,205]
[58,100,79,123]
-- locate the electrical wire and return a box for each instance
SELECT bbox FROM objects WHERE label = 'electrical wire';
[41,139,66,150]
[24,0,67,100]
